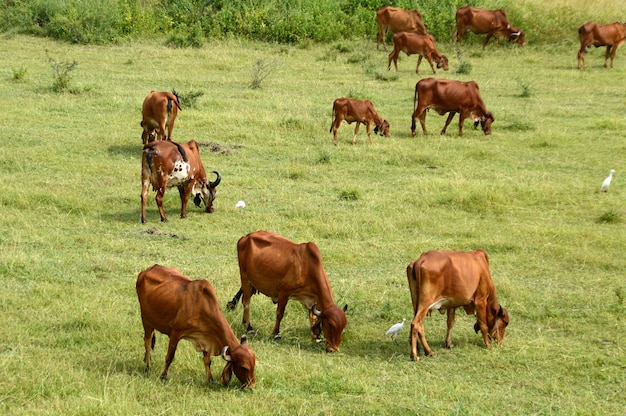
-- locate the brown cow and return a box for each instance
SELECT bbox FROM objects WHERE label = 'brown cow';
[406,249,509,361]
[455,6,525,49]
[330,98,390,145]
[376,6,428,51]
[136,264,256,387]
[388,32,449,74]
[141,140,221,223]
[226,230,348,352]
[140,90,181,145]
[411,78,494,137]
[577,22,626,69]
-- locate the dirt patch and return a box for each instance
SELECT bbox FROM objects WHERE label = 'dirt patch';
[143,227,182,239]
[199,141,243,155]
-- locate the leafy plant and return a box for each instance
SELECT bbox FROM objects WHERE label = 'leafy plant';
[46,50,78,93]
[12,66,27,81]
[250,57,280,89]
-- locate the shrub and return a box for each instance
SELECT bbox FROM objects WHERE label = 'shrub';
[46,51,78,93]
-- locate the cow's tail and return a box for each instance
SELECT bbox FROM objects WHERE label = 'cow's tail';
[329,107,335,133]
[226,288,243,311]
[407,262,420,316]
[171,89,182,111]
[173,142,188,162]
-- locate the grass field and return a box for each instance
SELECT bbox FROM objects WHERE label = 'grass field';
[0,30,624,415]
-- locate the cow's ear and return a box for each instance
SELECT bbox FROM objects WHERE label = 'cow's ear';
[474,120,480,129]
[221,362,233,386]
[374,125,380,134]
[497,305,504,317]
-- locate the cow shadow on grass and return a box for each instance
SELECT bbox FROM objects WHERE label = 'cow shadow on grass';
[107,144,142,157]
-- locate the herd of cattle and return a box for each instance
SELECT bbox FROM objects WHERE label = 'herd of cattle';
[135,6,624,389]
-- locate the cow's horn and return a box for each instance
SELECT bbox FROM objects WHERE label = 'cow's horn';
[511,31,521,38]
[311,303,322,317]
[221,345,232,361]
[210,170,221,188]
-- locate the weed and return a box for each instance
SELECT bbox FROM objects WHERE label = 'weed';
[338,189,359,201]
[250,57,280,89]
[12,66,27,81]
[46,50,78,93]
[596,210,621,224]
[517,79,532,97]
[316,150,331,164]
[175,89,204,109]
[456,61,472,75]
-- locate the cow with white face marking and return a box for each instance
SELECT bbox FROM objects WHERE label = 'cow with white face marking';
[141,140,221,223]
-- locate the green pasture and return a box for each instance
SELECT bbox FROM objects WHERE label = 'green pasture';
[0,32,624,415]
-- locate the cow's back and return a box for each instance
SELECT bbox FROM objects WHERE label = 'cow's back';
[378,6,425,34]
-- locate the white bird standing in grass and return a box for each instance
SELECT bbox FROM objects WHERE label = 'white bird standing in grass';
[600,169,615,192]
[385,318,406,343]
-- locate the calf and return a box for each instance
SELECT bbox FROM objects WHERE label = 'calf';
[141,140,221,223]
[140,90,181,145]
[136,264,256,387]
[406,249,509,361]
[330,98,390,145]
[411,78,494,137]
[578,22,626,69]
[388,32,449,74]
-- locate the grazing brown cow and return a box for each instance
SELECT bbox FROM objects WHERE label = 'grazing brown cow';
[141,140,221,223]
[330,98,390,145]
[376,6,428,51]
[411,78,494,137]
[577,22,626,69]
[388,32,449,74]
[136,264,256,387]
[226,230,348,352]
[140,90,181,145]
[406,249,509,361]
[455,6,525,49]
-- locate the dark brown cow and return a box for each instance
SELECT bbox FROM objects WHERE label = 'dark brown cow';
[136,264,256,387]
[577,22,626,69]
[141,140,221,223]
[388,32,449,74]
[411,78,494,137]
[226,230,348,352]
[455,6,525,49]
[406,249,509,361]
[330,98,390,145]
[376,6,428,51]
[140,90,181,145]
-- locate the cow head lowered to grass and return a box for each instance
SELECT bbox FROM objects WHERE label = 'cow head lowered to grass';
[141,140,221,223]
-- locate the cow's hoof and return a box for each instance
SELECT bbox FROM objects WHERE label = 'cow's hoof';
[273,334,282,341]
[246,328,257,336]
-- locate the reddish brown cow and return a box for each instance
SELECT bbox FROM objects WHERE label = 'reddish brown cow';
[141,140,221,223]
[226,230,348,352]
[411,78,494,137]
[136,264,256,387]
[140,90,181,145]
[388,32,449,74]
[406,249,510,361]
[577,22,626,69]
[455,6,525,49]
[330,98,390,145]
[376,6,428,51]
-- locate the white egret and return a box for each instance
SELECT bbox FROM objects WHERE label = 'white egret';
[385,318,406,343]
[236,200,246,208]
[600,169,615,192]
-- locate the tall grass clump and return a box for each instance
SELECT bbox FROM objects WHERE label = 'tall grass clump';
[46,51,78,93]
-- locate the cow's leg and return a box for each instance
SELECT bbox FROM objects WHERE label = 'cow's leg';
[160,332,182,379]
[441,112,456,135]
[365,122,372,144]
[155,186,168,222]
[166,119,176,141]
[203,351,214,383]
[241,282,255,334]
[410,306,435,360]
[308,309,322,342]
[418,108,428,135]
[457,110,467,136]
[445,308,456,349]
[425,55,436,74]
[158,122,167,141]
[415,55,424,74]
[611,40,626,69]
[178,185,192,219]
[577,47,586,69]
[474,300,492,347]
[352,123,361,145]
[603,45,613,68]
[377,25,388,51]
[142,326,155,373]
[388,49,399,71]
[331,118,341,145]
[482,33,494,49]
[272,294,290,340]
[141,177,150,223]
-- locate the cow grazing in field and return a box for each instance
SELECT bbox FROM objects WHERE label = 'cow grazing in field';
[226,230,348,352]
[388,32,449,74]
[141,90,181,145]
[376,6,428,51]
[411,78,494,137]
[136,264,256,387]
[406,249,509,361]
[455,6,525,49]
[577,22,626,69]
[141,140,221,223]
[330,98,390,145]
